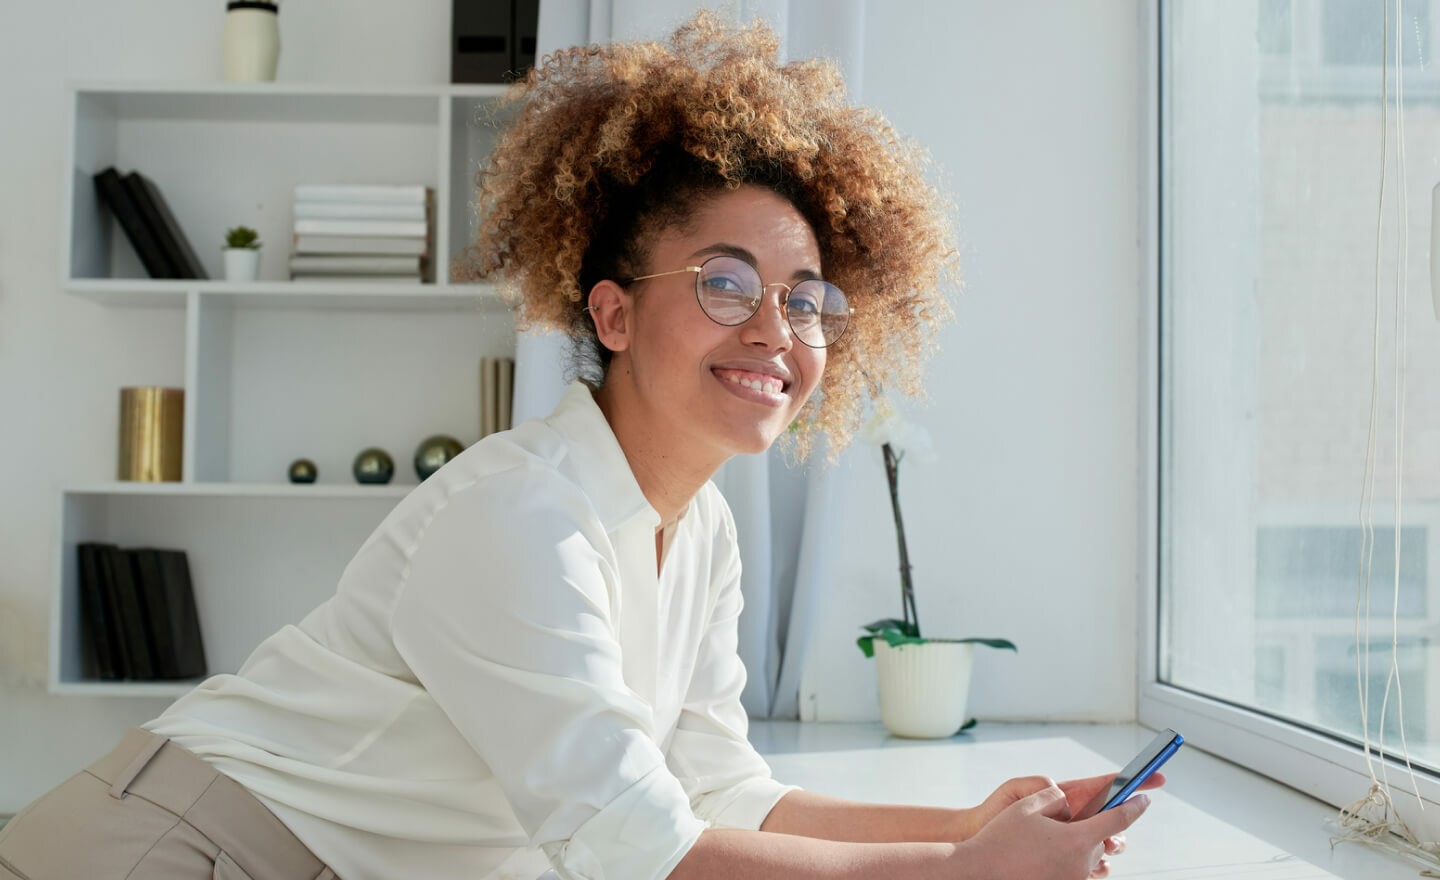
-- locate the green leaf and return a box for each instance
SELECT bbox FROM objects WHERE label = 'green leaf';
[858,619,919,656]
[857,632,1018,659]
[854,633,917,657]
[861,618,918,638]
[956,717,978,734]
[880,629,927,648]
[224,225,261,249]
[949,637,1019,652]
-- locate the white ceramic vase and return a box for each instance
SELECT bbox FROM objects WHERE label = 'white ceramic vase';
[223,2,280,83]
[873,639,975,738]
[223,248,261,282]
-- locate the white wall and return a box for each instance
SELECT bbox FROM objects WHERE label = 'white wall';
[0,0,1143,811]
[804,1,1144,722]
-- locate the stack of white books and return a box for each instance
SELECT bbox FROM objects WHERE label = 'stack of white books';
[290,184,433,283]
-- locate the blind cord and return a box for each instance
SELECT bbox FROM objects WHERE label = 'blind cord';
[1334,0,1436,863]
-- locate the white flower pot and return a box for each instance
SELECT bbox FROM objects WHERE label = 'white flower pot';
[223,3,281,83]
[873,639,975,739]
[223,248,261,282]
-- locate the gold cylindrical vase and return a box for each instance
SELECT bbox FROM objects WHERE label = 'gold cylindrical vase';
[118,387,184,482]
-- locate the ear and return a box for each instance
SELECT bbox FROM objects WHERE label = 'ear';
[588,280,633,354]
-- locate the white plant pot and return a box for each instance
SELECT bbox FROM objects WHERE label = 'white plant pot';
[223,248,261,282]
[873,639,975,739]
[223,4,281,83]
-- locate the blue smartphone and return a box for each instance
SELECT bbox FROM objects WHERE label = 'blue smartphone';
[1074,728,1183,820]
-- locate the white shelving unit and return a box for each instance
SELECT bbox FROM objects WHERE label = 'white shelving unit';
[52,81,519,696]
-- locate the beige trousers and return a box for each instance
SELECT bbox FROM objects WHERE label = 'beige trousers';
[0,728,336,880]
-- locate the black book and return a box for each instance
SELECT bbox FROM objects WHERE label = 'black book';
[131,548,207,680]
[77,542,123,680]
[101,546,158,680]
[92,543,132,679]
[123,171,209,280]
[93,167,178,279]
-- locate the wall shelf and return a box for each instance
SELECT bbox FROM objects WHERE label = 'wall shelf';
[65,279,507,311]
[52,82,518,694]
[66,482,418,499]
[50,680,200,699]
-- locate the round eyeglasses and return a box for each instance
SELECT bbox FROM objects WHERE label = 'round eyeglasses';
[622,255,852,348]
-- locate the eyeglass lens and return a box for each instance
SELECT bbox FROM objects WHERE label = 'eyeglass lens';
[695,256,849,347]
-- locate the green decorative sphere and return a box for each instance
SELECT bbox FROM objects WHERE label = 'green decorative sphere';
[352,447,394,484]
[414,434,464,480]
[287,458,318,484]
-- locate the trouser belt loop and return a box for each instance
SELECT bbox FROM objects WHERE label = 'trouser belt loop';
[316,868,337,880]
[108,734,169,800]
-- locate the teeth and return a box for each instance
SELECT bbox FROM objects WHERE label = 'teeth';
[724,373,783,394]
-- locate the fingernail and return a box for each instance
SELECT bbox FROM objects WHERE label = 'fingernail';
[1134,793,1151,808]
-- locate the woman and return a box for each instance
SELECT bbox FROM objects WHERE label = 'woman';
[0,13,1156,880]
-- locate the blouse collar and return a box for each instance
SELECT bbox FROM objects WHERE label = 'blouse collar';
[544,380,661,535]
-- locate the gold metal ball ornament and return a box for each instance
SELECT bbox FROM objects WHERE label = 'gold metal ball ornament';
[352,447,394,484]
[414,434,464,480]
[287,458,317,483]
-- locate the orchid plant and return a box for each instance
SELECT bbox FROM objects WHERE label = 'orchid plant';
[855,397,1017,659]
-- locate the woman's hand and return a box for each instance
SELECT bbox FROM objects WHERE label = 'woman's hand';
[956,772,1165,876]
[1056,770,1166,874]
[955,784,1152,880]
[953,775,1061,838]
[1056,771,1166,816]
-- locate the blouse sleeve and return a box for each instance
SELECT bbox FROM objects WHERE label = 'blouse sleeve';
[389,468,707,880]
[664,502,799,830]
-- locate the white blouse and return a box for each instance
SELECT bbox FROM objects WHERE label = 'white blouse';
[146,381,795,880]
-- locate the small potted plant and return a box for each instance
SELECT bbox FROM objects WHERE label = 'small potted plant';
[857,397,1017,738]
[223,225,261,282]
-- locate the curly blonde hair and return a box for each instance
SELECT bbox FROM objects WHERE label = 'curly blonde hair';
[454,11,956,458]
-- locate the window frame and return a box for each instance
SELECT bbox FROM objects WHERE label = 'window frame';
[1137,0,1440,845]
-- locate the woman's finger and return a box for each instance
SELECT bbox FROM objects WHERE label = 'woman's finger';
[1058,773,1114,804]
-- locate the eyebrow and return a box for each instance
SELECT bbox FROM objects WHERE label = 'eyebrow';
[689,242,822,283]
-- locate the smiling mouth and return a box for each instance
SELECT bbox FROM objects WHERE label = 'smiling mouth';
[714,369,788,396]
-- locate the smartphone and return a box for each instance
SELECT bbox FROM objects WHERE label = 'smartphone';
[1074,728,1183,820]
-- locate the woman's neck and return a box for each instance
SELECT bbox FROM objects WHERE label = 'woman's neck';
[593,383,724,528]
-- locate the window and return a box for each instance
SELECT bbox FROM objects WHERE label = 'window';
[1258,0,1440,98]
[1144,0,1440,842]
[1254,524,1433,756]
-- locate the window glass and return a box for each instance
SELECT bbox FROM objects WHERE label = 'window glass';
[1160,0,1440,771]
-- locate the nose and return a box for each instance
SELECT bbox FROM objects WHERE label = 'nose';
[738,284,795,351]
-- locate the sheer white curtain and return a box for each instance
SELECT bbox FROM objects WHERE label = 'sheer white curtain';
[513,0,866,718]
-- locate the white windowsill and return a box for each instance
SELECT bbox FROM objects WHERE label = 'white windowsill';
[750,721,1423,879]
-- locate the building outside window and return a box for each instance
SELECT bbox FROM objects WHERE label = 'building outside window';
[1150,0,1440,839]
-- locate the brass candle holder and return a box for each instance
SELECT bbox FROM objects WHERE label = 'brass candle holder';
[117,387,184,482]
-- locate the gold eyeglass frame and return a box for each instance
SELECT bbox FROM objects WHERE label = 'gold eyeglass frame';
[622,258,853,348]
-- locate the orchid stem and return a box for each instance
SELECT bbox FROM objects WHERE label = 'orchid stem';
[882,442,920,638]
